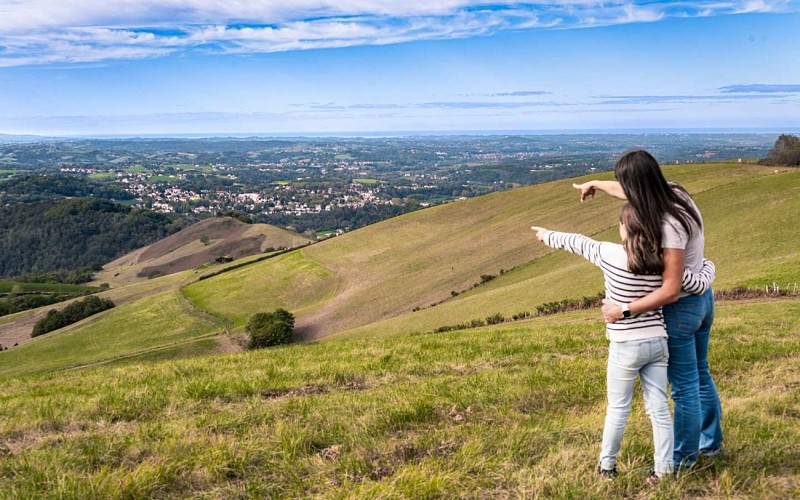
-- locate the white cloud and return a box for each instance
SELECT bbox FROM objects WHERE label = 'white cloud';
[0,1,798,66]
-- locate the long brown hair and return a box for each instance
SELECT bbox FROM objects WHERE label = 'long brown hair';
[619,203,664,275]
[614,150,702,271]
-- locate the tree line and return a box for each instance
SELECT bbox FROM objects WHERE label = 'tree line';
[0,174,133,204]
[0,198,188,277]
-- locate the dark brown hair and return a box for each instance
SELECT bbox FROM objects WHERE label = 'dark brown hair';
[619,203,664,275]
[614,150,702,274]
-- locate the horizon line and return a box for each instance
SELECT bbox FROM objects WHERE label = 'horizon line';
[2,127,798,142]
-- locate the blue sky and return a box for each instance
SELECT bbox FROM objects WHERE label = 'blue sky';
[1,1,799,136]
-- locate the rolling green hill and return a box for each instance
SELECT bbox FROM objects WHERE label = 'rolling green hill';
[92,216,311,287]
[0,162,797,376]
[185,163,798,341]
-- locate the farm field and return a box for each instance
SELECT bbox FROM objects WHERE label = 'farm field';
[0,290,225,378]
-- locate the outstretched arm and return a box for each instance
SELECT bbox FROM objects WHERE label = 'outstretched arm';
[531,226,603,267]
[573,180,626,202]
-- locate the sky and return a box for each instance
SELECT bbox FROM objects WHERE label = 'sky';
[1,0,799,136]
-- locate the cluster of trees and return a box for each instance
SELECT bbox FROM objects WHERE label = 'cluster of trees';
[760,134,800,166]
[0,293,85,317]
[0,175,133,203]
[261,203,413,234]
[215,210,253,224]
[32,295,115,337]
[246,308,294,349]
[13,266,101,285]
[0,198,188,277]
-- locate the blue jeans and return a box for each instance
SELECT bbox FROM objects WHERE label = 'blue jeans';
[600,337,674,475]
[664,289,723,467]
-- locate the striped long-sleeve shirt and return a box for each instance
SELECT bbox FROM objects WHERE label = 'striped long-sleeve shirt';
[542,230,716,342]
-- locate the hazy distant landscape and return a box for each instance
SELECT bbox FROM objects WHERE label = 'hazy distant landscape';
[0,133,776,233]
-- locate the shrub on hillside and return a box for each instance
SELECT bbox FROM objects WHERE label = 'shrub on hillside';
[32,296,115,337]
[247,308,295,349]
[760,134,800,166]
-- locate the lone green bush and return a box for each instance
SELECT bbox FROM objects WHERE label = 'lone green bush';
[247,308,295,349]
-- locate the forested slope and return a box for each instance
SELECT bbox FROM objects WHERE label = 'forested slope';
[0,198,186,277]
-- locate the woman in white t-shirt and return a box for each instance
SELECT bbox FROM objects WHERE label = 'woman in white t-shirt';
[573,149,723,471]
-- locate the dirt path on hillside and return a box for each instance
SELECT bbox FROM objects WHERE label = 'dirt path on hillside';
[216,334,244,353]
[292,271,369,341]
[0,309,48,348]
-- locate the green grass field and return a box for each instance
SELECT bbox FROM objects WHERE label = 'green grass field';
[187,163,797,341]
[0,299,797,497]
[88,172,118,180]
[147,175,177,184]
[335,166,800,340]
[123,165,149,174]
[183,251,341,329]
[166,164,213,173]
[0,290,225,378]
[0,281,101,295]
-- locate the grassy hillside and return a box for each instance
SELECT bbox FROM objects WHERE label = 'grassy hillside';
[186,163,796,340]
[1,162,798,497]
[335,165,800,340]
[2,163,796,376]
[92,217,310,287]
[0,299,797,497]
[0,290,225,378]
[0,281,101,295]
[0,254,277,368]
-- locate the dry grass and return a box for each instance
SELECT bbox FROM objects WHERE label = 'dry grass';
[0,299,797,498]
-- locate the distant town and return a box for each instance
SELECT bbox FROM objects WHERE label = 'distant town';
[1,133,776,235]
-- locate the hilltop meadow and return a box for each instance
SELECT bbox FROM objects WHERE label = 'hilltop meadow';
[0,162,798,497]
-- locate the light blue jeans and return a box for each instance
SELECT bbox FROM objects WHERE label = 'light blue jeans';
[664,289,723,468]
[600,337,674,475]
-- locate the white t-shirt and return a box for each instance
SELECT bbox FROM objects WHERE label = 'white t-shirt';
[662,190,705,295]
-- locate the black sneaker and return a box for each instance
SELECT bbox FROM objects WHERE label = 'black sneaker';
[646,470,665,486]
[597,466,618,480]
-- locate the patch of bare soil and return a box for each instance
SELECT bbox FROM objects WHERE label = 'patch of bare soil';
[138,235,265,278]
[215,334,245,354]
[0,309,46,348]
[139,217,244,261]
[97,217,310,283]
[260,379,367,399]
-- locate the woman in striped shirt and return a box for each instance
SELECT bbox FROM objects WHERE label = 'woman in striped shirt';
[531,202,715,484]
